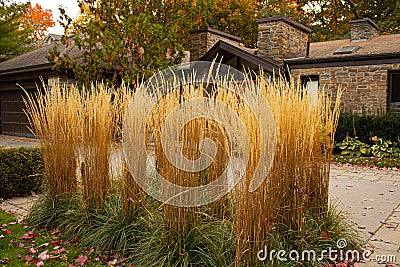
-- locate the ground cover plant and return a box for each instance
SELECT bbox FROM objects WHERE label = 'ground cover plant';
[334,135,400,169]
[24,68,363,266]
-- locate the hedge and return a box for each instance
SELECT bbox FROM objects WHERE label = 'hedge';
[0,146,44,199]
[335,111,400,146]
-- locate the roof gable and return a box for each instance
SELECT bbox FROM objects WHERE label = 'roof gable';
[200,40,283,73]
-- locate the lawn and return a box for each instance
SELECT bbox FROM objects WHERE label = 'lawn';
[0,210,124,266]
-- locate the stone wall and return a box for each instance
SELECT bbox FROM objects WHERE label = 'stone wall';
[350,18,379,41]
[48,77,77,92]
[291,63,400,113]
[257,19,309,63]
[189,29,241,61]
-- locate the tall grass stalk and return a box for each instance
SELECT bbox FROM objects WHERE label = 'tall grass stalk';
[112,84,144,215]
[24,82,82,197]
[79,83,114,211]
[150,85,203,247]
[138,74,240,251]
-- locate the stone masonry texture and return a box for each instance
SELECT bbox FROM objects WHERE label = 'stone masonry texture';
[291,63,400,113]
[350,19,379,41]
[190,30,240,62]
[258,20,308,63]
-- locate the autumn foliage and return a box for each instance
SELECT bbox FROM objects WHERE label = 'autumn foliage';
[21,3,55,40]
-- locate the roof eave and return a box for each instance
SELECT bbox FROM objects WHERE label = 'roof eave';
[0,63,53,76]
[285,52,400,69]
[200,40,283,73]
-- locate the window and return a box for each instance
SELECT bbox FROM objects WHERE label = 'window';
[333,46,360,55]
[389,71,400,110]
[301,75,319,105]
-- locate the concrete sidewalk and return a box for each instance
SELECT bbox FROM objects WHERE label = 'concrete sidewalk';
[0,135,39,148]
[330,165,400,266]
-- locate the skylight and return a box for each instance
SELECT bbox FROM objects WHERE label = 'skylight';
[333,46,360,54]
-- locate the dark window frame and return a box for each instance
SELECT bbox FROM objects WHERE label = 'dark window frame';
[301,75,320,89]
[388,71,400,110]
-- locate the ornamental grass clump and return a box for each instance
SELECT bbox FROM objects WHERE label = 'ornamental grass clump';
[261,75,341,228]
[234,75,341,263]
[24,82,82,197]
[24,82,137,212]
[24,66,351,266]
[146,83,233,248]
[79,83,114,211]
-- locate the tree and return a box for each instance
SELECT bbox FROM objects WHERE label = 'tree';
[259,0,400,41]
[195,0,259,47]
[21,3,55,40]
[50,0,261,85]
[50,0,197,85]
[0,0,31,62]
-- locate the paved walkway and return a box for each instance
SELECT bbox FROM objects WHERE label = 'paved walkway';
[0,135,399,266]
[330,165,400,266]
[0,134,39,148]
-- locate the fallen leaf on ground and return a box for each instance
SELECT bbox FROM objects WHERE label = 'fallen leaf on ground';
[0,258,10,264]
[385,223,396,229]
[38,250,50,260]
[75,254,89,266]
[25,255,33,261]
[51,229,60,235]
[33,259,44,267]
[38,242,49,248]
[108,258,118,265]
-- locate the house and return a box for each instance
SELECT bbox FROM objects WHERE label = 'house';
[0,41,77,137]
[1,17,399,137]
[190,16,400,113]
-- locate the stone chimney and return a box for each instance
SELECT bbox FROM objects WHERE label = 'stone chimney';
[350,18,379,42]
[256,16,311,63]
[189,28,241,61]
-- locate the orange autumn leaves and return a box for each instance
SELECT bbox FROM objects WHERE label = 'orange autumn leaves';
[20,3,55,40]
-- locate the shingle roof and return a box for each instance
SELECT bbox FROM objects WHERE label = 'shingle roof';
[0,42,80,73]
[309,34,400,59]
[285,34,400,64]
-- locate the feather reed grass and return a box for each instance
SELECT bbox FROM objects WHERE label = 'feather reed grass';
[25,68,344,266]
[234,74,341,263]
[79,83,114,211]
[24,82,82,197]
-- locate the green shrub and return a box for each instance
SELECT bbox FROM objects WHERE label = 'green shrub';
[0,146,44,198]
[336,136,370,157]
[335,111,400,146]
[370,137,400,158]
